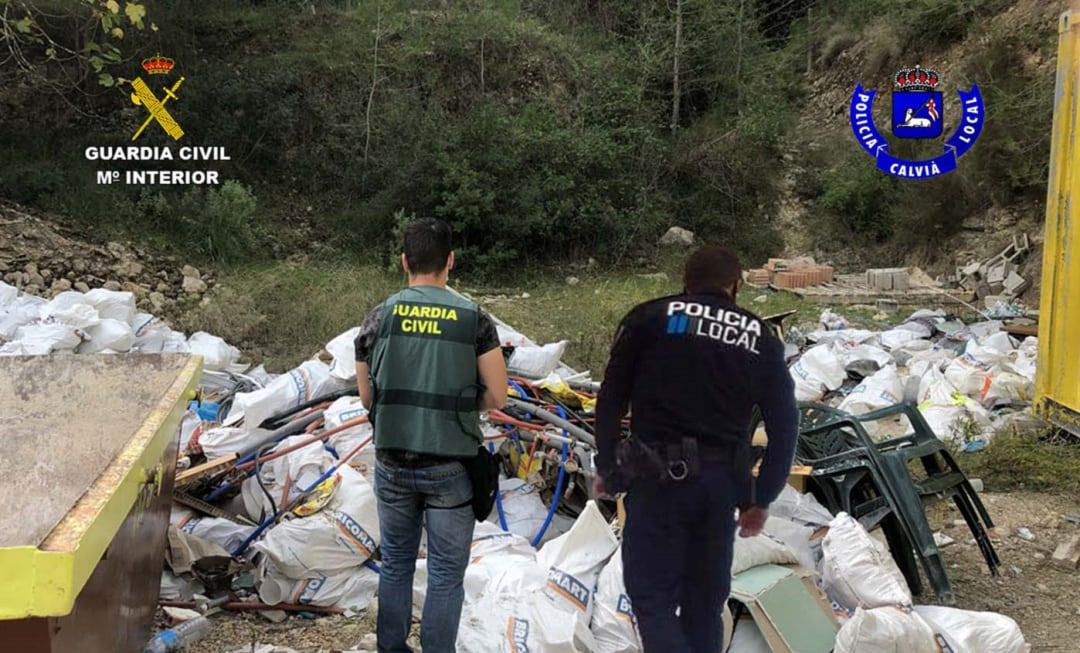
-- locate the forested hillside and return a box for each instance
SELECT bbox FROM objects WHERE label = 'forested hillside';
[0,0,1063,276]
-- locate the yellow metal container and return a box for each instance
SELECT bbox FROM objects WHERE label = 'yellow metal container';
[0,354,201,652]
[1036,5,1080,436]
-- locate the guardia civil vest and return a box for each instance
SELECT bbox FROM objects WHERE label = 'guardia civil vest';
[369,285,483,457]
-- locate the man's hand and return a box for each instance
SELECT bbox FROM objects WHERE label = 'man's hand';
[738,505,768,538]
[593,474,610,499]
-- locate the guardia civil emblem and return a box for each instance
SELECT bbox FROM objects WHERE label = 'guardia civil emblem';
[849,64,984,179]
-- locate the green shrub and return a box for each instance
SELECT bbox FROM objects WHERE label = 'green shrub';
[813,156,899,244]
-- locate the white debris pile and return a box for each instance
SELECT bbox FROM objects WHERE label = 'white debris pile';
[786,307,1040,449]
[821,512,1028,653]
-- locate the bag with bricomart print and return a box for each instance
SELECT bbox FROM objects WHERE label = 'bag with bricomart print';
[252,464,380,577]
[590,545,642,653]
[456,502,617,653]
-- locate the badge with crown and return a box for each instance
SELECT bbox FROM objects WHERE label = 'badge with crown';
[848,63,984,179]
[129,53,185,141]
[892,65,943,140]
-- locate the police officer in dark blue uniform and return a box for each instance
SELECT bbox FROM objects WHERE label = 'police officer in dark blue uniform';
[594,245,799,653]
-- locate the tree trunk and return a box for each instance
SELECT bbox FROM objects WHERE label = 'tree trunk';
[671,0,683,133]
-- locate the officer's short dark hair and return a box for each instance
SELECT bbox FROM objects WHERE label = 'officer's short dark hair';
[403,218,452,275]
[684,245,742,294]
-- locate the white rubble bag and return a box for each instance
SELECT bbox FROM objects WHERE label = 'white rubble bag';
[981,364,1035,408]
[0,321,86,354]
[241,435,336,522]
[789,344,846,401]
[187,331,242,371]
[178,408,202,453]
[509,340,570,379]
[731,532,800,575]
[171,509,254,555]
[227,360,349,429]
[762,515,818,571]
[258,559,379,610]
[820,513,912,610]
[78,318,135,354]
[413,523,538,619]
[131,313,190,353]
[456,501,616,653]
[536,500,620,619]
[489,477,551,541]
[322,396,375,476]
[916,367,994,443]
[325,327,361,381]
[252,464,380,577]
[879,328,928,350]
[834,606,941,653]
[198,426,260,459]
[837,365,908,437]
[768,484,834,528]
[913,605,1027,653]
[83,288,137,325]
[728,617,772,653]
[38,291,100,328]
[0,281,17,309]
[590,546,642,653]
[944,340,1010,398]
[0,292,46,340]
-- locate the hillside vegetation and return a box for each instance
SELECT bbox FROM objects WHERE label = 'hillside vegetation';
[0,0,1063,276]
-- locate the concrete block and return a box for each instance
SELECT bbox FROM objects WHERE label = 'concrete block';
[1052,533,1080,569]
[987,263,1008,285]
[1004,271,1029,296]
[892,270,909,291]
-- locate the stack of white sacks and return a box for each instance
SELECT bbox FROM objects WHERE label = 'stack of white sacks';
[0,281,245,367]
[823,512,1028,653]
[788,309,1039,446]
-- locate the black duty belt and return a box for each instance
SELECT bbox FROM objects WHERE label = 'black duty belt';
[377,448,456,468]
[616,436,751,483]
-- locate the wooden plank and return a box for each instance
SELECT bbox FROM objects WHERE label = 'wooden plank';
[175,453,238,489]
[1004,323,1039,337]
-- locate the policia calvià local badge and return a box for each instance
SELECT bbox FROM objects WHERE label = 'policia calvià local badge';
[849,64,984,179]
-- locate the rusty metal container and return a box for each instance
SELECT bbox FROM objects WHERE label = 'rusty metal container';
[0,354,202,652]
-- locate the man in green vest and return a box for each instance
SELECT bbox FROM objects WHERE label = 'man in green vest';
[354,217,507,653]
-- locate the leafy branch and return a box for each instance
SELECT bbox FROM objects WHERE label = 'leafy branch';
[0,0,155,88]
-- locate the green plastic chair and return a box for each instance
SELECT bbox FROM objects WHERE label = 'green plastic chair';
[794,401,1000,605]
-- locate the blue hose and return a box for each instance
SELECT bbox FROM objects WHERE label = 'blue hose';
[531,407,570,548]
[364,559,381,574]
[508,379,531,400]
[230,457,353,557]
[491,439,509,532]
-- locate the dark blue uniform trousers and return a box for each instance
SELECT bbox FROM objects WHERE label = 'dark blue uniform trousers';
[622,460,739,653]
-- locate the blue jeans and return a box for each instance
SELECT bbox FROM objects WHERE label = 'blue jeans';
[622,461,739,653]
[374,458,475,653]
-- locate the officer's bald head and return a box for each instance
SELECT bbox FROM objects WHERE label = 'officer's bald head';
[683,245,742,297]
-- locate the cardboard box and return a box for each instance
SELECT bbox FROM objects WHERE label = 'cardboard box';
[729,565,839,653]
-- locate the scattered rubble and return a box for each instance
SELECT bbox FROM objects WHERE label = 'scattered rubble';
[0,201,214,319]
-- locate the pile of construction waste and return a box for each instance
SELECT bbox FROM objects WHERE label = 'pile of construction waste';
[785,306,1039,451]
[0,278,1036,652]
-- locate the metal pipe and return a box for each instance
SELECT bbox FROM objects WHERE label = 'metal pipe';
[235,416,368,471]
[159,600,344,614]
[505,397,596,447]
[236,410,325,460]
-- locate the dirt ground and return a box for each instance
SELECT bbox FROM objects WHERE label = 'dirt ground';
[180,491,1080,652]
[932,491,1080,653]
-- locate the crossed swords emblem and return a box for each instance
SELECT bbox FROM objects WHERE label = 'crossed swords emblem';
[130,76,185,141]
